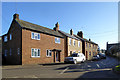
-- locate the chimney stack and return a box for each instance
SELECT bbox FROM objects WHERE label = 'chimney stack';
[53,22,59,31]
[13,13,19,20]
[77,31,83,38]
[70,29,73,35]
[89,38,91,41]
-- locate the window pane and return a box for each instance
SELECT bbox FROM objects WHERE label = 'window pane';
[35,49,37,56]
[35,34,38,39]
[10,34,12,40]
[32,49,34,56]
[18,48,20,55]
[5,50,7,57]
[38,34,40,39]
[55,37,60,43]
[55,38,57,42]
[50,52,51,56]
[32,33,34,39]
[4,36,7,42]
[38,49,40,56]
[49,50,51,56]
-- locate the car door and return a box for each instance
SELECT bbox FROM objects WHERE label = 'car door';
[77,54,82,62]
[80,54,84,61]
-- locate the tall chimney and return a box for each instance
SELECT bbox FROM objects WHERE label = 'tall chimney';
[77,31,83,38]
[70,29,73,35]
[53,22,59,31]
[89,38,91,41]
[13,13,19,20]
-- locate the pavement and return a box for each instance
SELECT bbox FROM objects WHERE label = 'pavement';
[2,56,120,79]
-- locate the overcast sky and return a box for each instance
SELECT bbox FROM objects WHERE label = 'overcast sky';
[2,2,118,49]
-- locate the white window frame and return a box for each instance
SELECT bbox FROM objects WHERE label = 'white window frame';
[4,36,7,42]
[17,48,20,55]
[46,49,52,57]
[4,50,7,57]
[31,48,40,57]
[69,38,72,45]
[55,37,60,44]
[31,32,40,40]
[10,34,12,40]
[73,40,75,46]
[78,41,80,47]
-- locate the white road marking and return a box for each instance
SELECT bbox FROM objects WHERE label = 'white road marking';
[87,65,91,67]
[101,62,106,65]
[96,64,100,68]
[60,67,69,74]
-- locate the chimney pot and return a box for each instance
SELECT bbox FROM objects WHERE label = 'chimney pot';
[77,31,83,38]
[89,38,91,41]
[53,22,59,31]
[13,13,19,20]
[70,29,73,35]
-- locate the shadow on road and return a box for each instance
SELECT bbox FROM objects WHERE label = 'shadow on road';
[75,69,120,79]
[55,56,119,71]
[39,63,67,66]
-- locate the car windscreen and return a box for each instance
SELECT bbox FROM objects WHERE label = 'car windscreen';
[71,54,78,57]
[93,56,97,57]
[99,53,105,56]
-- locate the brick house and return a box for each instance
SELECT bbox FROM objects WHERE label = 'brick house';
[2,14,65,65]
[75,31,98,60]
[58,29,83,57]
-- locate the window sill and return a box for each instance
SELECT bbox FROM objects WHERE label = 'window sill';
[55,43,60,44]
[31,38,40,40]
[46,56,52,57]
[31,56,40,58]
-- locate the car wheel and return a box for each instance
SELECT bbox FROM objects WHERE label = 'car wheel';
[74,60,77,64]
[82,59,85,63]
[64,61,68,64]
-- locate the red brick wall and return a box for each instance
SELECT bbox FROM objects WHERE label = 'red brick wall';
[22,29,64,64]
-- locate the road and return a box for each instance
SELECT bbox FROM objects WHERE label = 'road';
[2,56,120,79]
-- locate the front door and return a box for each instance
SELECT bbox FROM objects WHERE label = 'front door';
[86,51,88,60]
[56,52,59,61]
[56,51,60,62]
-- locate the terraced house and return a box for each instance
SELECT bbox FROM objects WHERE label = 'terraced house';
[58,29,83,57]
[2,14,65,65]
[75,31,98,60]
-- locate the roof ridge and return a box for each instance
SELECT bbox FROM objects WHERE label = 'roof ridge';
[18,19,55,32]
[15,19,63,38]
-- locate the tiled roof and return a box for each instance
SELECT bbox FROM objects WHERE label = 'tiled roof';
[74,34,84,41]
[74,34,98,45]
[83,38,98,45]
[59,30,79,40]
[15,19,64,38]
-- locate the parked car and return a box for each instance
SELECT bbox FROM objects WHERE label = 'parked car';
[98,53,106,59]
[92,55,100,61]
[64,53,86,64]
